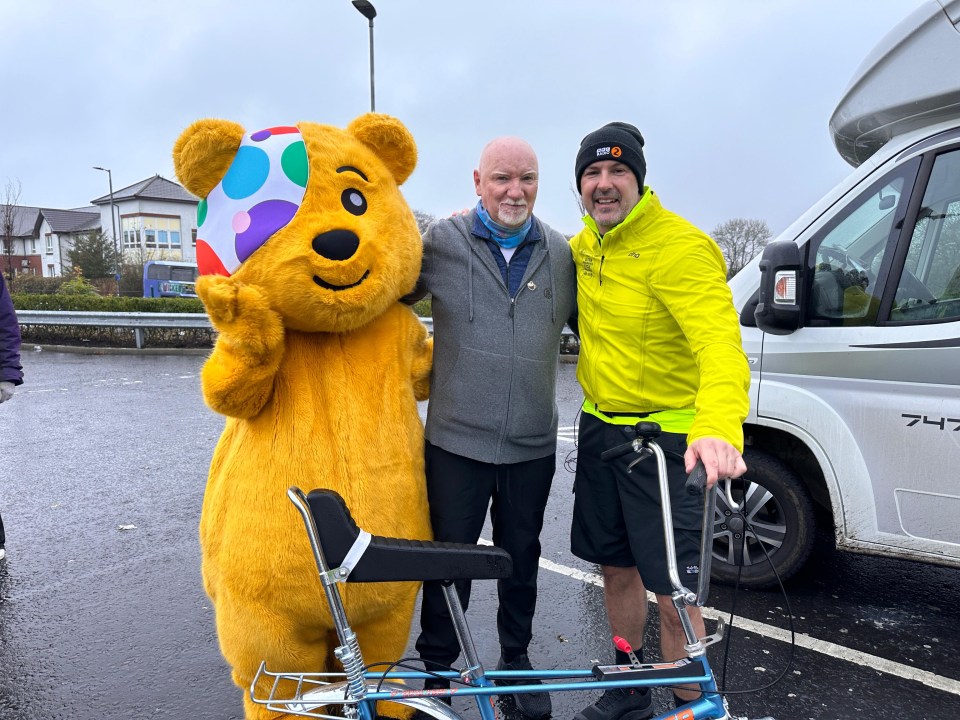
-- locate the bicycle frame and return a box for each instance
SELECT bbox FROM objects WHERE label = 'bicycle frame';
[251,425,766,720]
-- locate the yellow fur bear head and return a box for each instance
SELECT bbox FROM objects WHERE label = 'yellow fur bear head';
[172,115,421,333]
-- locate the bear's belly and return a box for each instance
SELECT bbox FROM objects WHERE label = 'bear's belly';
[200,329,429,613]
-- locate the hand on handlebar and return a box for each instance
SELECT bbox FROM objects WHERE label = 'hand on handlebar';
[684,437,747,489]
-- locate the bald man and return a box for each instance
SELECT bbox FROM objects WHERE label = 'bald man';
[409,137,577,719]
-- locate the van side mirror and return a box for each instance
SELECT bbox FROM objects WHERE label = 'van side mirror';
[755,241,802,335]
[878,194,896,210]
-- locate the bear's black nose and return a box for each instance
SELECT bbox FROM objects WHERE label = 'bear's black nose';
[312,230,360,260]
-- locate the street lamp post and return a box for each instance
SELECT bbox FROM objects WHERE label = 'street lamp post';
[93,166,120,295]
[351,0,377,112]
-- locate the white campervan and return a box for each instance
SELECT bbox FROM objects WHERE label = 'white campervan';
[721,0,960,587]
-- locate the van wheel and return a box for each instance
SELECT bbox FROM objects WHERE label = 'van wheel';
[710,449,815,589]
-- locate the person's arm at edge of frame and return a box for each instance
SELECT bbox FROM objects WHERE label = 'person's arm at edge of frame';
[0,274,24,404]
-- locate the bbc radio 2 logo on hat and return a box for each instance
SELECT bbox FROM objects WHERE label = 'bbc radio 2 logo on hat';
[594,145,623,158]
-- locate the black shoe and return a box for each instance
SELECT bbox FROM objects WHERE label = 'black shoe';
[573,687,653,720]
[495,653,552,719]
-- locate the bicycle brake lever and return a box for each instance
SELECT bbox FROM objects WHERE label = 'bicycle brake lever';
[626,448,652,473]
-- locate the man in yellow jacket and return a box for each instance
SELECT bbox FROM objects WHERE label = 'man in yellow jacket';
[569,122,750,720]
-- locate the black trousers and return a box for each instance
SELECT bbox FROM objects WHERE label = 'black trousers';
[415,442,555,667]
[0,509,5,546]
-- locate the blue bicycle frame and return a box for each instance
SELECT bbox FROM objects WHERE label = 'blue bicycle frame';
[252,423,770,720]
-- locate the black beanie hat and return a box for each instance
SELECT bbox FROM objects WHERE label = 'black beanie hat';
[575,121,646,193]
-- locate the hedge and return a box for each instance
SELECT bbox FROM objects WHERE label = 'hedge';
[12,293,431,316]
[12,294,205,313]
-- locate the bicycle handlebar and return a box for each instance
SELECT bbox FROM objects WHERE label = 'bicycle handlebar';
[600,439,638,462]
[599,426,715,609]
[685,460,707,495]
[601,441,706,495]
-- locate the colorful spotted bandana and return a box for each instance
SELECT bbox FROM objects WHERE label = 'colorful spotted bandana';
[195,126,309,276]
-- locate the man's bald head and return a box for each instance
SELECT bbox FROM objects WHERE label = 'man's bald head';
[474,137,539,228]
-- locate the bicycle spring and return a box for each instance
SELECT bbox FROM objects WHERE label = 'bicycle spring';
[335,631,368,709]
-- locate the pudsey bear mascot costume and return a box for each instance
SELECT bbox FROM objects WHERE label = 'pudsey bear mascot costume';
[173,114,433,719]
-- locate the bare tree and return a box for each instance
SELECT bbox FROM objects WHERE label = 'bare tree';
[412,209,437,235]
[711,218,773,278]
[2,178,23,282]
[569,182,585,217]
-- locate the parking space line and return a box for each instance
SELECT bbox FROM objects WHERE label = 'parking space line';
[478,539,960,696]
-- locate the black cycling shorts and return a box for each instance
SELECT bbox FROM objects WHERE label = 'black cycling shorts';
[571,412,704,596]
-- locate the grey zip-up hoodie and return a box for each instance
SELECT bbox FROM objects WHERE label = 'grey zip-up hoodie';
[421,211,577,464]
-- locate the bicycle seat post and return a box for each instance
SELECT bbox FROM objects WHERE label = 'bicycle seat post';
[442,582,488,685]
[287,488,369,713]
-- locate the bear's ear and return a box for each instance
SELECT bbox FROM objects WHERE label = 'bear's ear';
[347,113,417,185]
[173,119,246,199]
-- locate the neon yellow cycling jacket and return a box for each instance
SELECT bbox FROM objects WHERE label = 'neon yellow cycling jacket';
[570,189,750,451]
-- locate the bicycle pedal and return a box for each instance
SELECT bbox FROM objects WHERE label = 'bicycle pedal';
[592,656,704,683]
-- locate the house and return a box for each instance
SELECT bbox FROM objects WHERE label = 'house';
[1,175,199,278]
[92,175,199,268]
[1,205,99,277]
[40,207,101,277]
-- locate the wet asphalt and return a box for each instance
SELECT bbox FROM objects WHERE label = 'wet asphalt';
[1,349,958,720]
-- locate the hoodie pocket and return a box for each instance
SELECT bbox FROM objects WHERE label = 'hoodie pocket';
[434,347,509,434]
[504,355,557,443]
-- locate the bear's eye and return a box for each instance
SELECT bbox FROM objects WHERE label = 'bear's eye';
[341,189,367,216]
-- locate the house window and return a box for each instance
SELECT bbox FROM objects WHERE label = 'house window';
[141,216,182,251]
[47,264,55,277]
[192,228,198,246]
[30,238,37,254]
[45,234,54,254]
[122,216,141,248]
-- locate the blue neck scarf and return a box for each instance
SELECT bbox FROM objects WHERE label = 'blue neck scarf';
[476,201,532,249]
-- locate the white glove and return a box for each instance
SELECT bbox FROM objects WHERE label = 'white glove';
[0,381,14,403]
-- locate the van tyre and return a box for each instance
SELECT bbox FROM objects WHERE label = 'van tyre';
[710,449,815,589]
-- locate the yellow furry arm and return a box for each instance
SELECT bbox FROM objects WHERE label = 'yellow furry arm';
[197,275,285,418]
[405,309,432,401]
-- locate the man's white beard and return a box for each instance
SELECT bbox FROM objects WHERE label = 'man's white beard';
[498,202,529,227]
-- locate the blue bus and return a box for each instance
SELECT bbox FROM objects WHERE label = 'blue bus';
[143,260,199,298]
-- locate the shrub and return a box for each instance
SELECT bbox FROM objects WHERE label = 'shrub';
[57,270,100,296]
[411,297,431,317]
[8,274,64,294]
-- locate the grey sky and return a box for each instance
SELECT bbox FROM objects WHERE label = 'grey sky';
[1,0,928,238]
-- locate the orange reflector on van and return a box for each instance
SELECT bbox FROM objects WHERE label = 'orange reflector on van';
[773,271,797,304]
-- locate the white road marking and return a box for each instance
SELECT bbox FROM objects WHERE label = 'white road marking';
[558,425,577,443]
[478,538,960,696]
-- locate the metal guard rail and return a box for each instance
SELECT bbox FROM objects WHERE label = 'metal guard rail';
[15,310,439,350]
[14,312,573,351]
[16,310,215,350]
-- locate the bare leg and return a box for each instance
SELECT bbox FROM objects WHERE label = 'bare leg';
[656,595,705,701]
[601,565,647,649]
